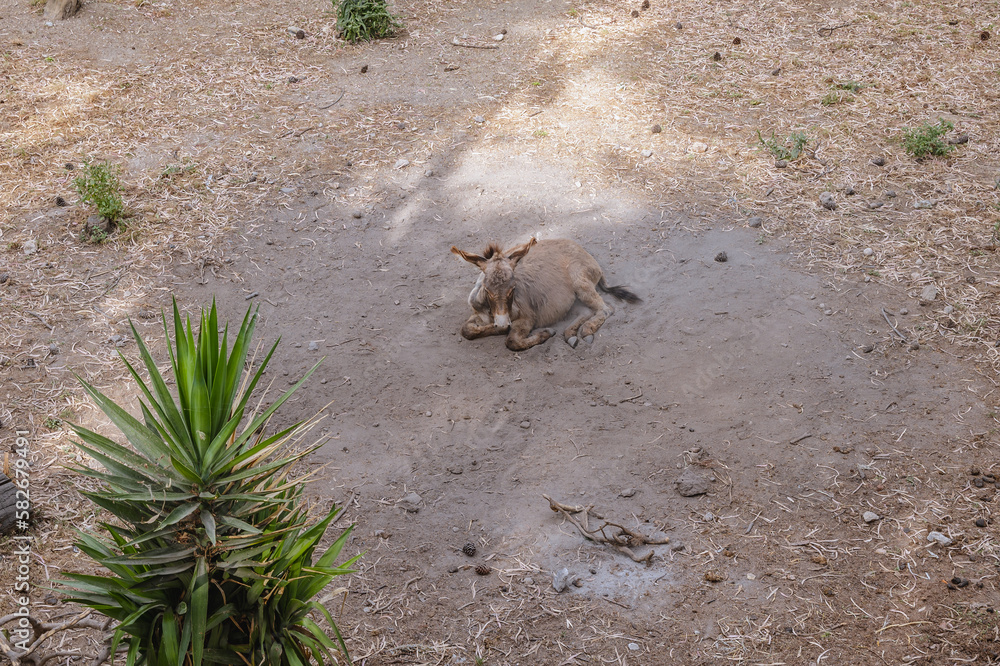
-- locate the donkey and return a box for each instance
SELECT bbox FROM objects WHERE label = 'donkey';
[451,237,641,351]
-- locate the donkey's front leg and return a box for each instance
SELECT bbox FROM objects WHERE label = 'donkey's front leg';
[505,320,555,351]
[460,313,507,340]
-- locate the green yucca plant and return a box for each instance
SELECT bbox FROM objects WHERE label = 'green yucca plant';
[63,299,358,666]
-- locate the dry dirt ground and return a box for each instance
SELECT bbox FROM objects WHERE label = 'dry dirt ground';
[2,0,1000,664]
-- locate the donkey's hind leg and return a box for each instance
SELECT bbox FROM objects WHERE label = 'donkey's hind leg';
[571,285,614,344]
[562,313,591,348]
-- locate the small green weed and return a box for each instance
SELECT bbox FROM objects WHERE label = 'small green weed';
[73,160,125,224]
[333,0,402,43]
[757,130,809,161]
[836,80,866,92]
[533,129,548,138]
[44,417,62,430]
[902,118,955,158]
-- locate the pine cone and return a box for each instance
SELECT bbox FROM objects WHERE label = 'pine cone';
[462,543,477,557]
[475,564,491,576]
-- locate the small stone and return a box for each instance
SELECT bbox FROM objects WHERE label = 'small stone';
[703,512,715,521]
[473,115,485,124]
[553,567,572,592]
[975,518,987,528]
[899,307,909,315]
[943,305,954,315]
[689,141,709,153]
[397,492,422,513]
[23,239,38,255]
[374,529,390,539]
[287,26,306,39]
[493,33,505,41]
[651,124,662,133]
[863,248,874,257]
[675,22,683,29]
[641,149,653,158]
[287,76,299,83]
[48,344,59,355]
[871,156,886,166]
[970,467,981,476]
[360,64,368,74]
[524,576,534,585]
[948,133,970,145]
[867,201,884,209]
[770,67,781,76]
[862,344,875,353]
[913,199,936,209]
[351,210,363,219]
[775,159,787,168]
[447,566,460,573]
[425,169,435,177]
[394,159,410,169]
[714,251,728,263]
[863,511,880,523]
[909,341,920,351]
[628,643,640,652]
[819,192,837,210]
[920,285,938,302]
[886,189,897,198]
[308,341,319,351]
[620,488,636,498]
[280,187,295,193]
[927,531,952,546]
[845,185,856,195]
[520,420,531,429]
[747,216,763,228]
[675,468,710,496]
[425,411,432,417]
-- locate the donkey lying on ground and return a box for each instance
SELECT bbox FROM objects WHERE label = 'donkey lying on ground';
[451,237,641,351]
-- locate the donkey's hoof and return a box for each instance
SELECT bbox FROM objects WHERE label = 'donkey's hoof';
[566,336,579,349]
[584,335,594,344]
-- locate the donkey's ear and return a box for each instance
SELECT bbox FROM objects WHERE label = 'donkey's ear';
[505,237,537,267]
[451,246,487,270]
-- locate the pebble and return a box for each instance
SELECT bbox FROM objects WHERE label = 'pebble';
[775,159,787,168]
[520,420,531,429]
[675,22,683,29]
[863,511,880,523]
[493,33,505,41]
[872,156,885,166]
[920,285,938,302]
[675,468,711,496]
[620,487,637,498]
[844,185,856,195]
[770,67,781,76]
[689,141,709,153]
[651,124,662,133]
[886,189,897,198]
[943,305,954,315]
[397,492,422,513]
[287,76,299,84]
[927,531,953,546]
[703,512,715,522]
[374,529,389,539]
[628,643,640,652]
[819,192,837,210]
[747,216,763,228]
[23,239,38,255]
[425,411,432,417]
[473,115,485,124]
[949,133,970,145]
[975,518,987,528]
[425,169,435,177]
[714,251,728,263]
[308,341,319,351]
[351,210,363,219]
[552,568,572,592]
[280,187,295,193]
[641,149,653,158]
[914,199,937,209]
[867,201,884,209]
[524,576,534,586]
[862,344,875,353]
[899,307,909,315]
[287,26,305,39]
[863,248,874,257]
[394,159,410,169]
[909,341,920,351]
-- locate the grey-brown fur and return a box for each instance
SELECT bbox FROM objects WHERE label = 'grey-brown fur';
[451,238,641,351]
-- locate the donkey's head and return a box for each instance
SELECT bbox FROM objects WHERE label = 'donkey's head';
[451,237,537,330]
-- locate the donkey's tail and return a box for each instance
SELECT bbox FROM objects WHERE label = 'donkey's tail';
[598,278,642,304]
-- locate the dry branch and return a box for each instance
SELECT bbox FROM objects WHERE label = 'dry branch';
[542,494,668,565]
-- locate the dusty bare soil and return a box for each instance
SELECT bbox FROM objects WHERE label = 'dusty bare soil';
[2,0,1000,664]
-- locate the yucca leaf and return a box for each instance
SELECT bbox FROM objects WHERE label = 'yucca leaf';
[130,317,191,447]
[161,609,180,666]
[191,556,209,666]
[201,510,217,544]
[105,546,197,566]
[77,377,177,466]
[215,514,262,534]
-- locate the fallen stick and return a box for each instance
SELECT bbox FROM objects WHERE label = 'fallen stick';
[450,36,500,49]
[543,495,668,565]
